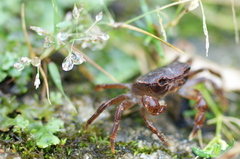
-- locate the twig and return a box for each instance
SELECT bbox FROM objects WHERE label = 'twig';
[72,46,119,83]
[117,23,185,54]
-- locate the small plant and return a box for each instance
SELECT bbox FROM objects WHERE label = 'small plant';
[12,1,111,111]
[1,0,239,158]
[0,95,64,148]
[187,84,238,158]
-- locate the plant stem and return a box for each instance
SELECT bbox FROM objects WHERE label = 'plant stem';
[124,0,191,24]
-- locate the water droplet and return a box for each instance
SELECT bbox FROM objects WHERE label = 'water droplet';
[95,12,103,22]
[31,57,41,67]
[62,56,74,71]
[71,52,86,65]
[43,36,53,49]
[20,57,32,65]
[72,4,80,19]
[188,0,199,11]
[13,62,25,71]
[57,32,69,41]
[29,26,49,36]
[100,34,109,41]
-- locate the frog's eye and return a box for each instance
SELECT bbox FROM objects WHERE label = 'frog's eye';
[158,77,168,86]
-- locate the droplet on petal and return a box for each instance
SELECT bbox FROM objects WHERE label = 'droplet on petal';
[43,36,53,49]
[100,34,110,41]
[20,57,32,65]
[29,26,49,36]
[57,32,69,41]
[13,62,25,71]
[188,0,199,11]
[71,51,86,65]
[95,12,103,22]
[81,41,89,49]
[31,57,41,67]
[72,4,80,20]
[62,55,74,71]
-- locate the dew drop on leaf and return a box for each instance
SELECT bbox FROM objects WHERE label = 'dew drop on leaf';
[57,32,69,41]
[95,12,103,22]
[31,57,41,67]
[188,0,199,11]
[100,34,110,41]
[72,4,80,20]
[20,57,32,65]
[29,26,49,36]
[62,55,74,71]
[71,52,86,65]
[13,62,25,71]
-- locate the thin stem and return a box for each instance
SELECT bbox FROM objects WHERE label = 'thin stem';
[21,3,35,59]
[118,23,185,54]
[230,0,239,44]
[101,0,115,24]
[216,115,222,138]
[51,0,60,36]
[124,0,191,24]
[72,46,118,83]
[40,66,52,105]
[201,87,221,116]
[199,0,209,57]
[85,21,98,33]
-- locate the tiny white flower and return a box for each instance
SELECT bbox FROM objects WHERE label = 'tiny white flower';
[34,73,41,89]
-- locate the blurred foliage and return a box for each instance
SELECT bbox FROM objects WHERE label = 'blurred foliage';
[0,94,64,148]
[1,0,239,91]
[0,0,239,158]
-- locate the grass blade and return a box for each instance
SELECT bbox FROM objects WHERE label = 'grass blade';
[48,62,76,113]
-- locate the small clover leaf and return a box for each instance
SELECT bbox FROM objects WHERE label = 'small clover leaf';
[36,132,60,148]
[192,140,234,158]
[31,118,64,148]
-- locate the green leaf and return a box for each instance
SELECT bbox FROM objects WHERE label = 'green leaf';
[211,144,222,157]
[56,21,72,28]
[87,48,139,84]
[14,115,30,130]
[48,62,76,112]
[45,118,64,133]
[192,146,211,158]
[213,140,234,158]
[1,115,29,131]
[192,140,235,158]
[0,71,7,82]
[51,0,60,41]
[31,118,64,148]
[48,62,64,94]
[1,52,16,70]
[36,133,60,148]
